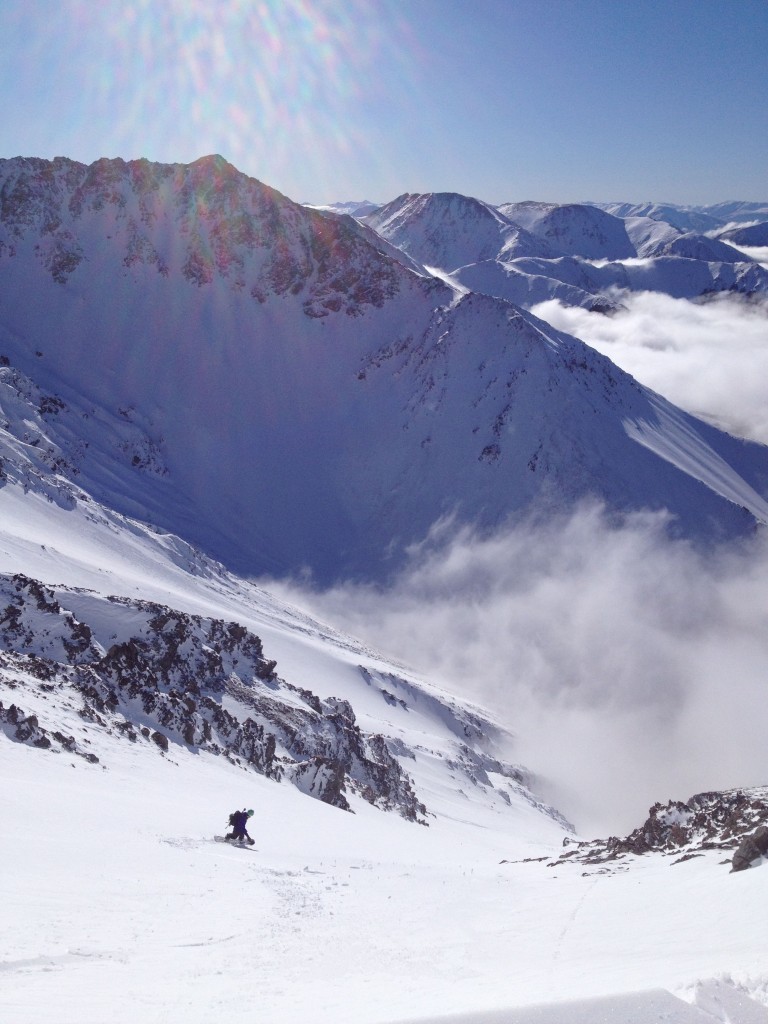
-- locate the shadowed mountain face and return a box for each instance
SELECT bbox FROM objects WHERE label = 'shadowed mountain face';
[1,156,768,584]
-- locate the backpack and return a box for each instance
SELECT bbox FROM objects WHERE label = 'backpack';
[228,811,238,827]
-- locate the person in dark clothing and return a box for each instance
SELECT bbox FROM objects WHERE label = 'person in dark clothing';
[226,808,255,844]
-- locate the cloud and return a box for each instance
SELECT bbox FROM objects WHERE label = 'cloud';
[730,244,768,265]
[266,292,768,839]
[267,505,768,839]
[531,292,768,445]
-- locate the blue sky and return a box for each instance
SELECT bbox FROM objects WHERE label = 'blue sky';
[1,0,767,205]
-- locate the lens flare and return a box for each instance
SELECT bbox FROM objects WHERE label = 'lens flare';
[24,0,420,202]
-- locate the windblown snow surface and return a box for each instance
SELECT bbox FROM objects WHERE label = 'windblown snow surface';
[1,476,768,1024]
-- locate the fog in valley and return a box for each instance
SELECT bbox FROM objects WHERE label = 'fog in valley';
[269,293,768,836]
[533,291,768,444]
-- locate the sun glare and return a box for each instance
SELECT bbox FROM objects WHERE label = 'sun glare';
[41,0,417,200]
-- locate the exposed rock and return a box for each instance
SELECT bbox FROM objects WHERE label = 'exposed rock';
[731,825,768,872]
[0,700,97,762]
[291,757,349,809]
[0,572,425,821]
[550,788,768,867]
[0,155,402,316]
[151,730,169,752]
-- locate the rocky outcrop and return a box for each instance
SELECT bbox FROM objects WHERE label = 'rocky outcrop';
[0,573,426,822]
[0,701,99,763]
[553,788,768,867]
[731,825,768,872]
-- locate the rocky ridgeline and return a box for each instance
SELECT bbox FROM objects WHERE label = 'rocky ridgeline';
[0,155,405,318]
[0,573,426,822]
[556,788,768,869]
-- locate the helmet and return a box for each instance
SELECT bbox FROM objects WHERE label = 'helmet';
[247,809,254,816]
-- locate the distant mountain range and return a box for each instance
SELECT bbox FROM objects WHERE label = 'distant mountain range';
[1,155,767,588]
[361,193,768,308]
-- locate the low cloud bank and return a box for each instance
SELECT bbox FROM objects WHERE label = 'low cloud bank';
[268,294,768,837]
[732,244,768,265]
[267,506,768,837]
[532,292,768,445]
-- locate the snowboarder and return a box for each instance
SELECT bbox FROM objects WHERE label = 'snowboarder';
[226,808,255,844]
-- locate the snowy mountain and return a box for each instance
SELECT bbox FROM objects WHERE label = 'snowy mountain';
[594,201,725,234]
[593,200,768,232]
[717,220,768,247]
[622,213,682,256]
[2,156,768,589]
[362,191,562,271]
[360,192,768,316]
[3,155,768,1024]
[446,257,619,312]
[495,251,768,300]
[305,198,382,218]
[653,231,752,263]
[498,201,636,260]
[703,200,768,223]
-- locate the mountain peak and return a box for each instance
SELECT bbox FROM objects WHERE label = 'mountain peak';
[363,190,532,271]
[2,158,768,585]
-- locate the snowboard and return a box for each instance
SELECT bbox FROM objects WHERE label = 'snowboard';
[214,835,256,850]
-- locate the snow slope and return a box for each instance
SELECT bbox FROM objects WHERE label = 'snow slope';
[2,474,767,1024]
[450,257,618,312]
[717,221,768,247]
[479,251,768,301]
[363,192,768,326]
[5,731,767,1024]
[623,214,682,257]
[656,232,751,263]
[2,157,768,586]
[0,470,553,832]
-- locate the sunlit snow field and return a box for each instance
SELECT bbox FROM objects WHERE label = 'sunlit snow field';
[3,737,768,1024]
[2,483,768,1023]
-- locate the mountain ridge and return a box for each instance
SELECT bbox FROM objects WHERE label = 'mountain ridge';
[2,155,768,587]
